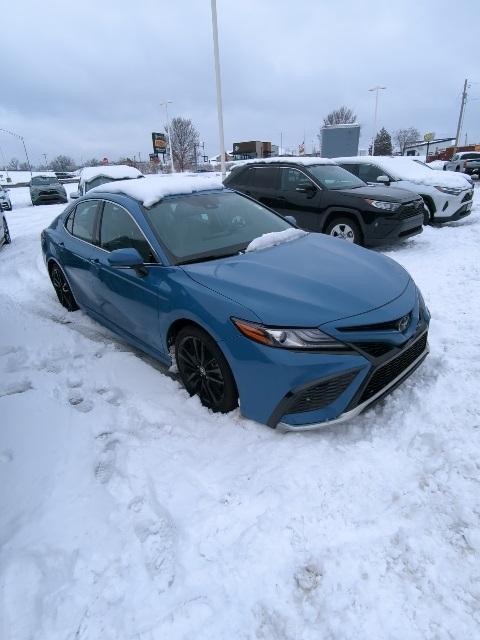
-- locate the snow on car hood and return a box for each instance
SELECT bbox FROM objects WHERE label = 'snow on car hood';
[183,233,411,326]
[245,228,307,252]
[335,156,471,189]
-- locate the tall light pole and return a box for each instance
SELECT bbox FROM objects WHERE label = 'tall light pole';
[368,86,386,155]
[0,128,33,176]
[210,0,226,177]
[453,78,468,153]
[160,100,175,173]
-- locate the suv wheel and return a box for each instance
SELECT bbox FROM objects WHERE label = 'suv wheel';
[324,217,361,245]
[3,217,11,244]
[175,325,238,413]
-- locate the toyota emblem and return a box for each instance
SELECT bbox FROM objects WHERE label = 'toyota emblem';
[397,314,410,332]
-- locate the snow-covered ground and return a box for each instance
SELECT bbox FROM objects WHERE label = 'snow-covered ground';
[1,186,480,640]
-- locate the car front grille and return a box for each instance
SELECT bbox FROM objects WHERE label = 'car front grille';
[396,200,423,220]
[358,332,428,404]
[338,312,412,333]
[351,342,394,358]
[288,370,359,414]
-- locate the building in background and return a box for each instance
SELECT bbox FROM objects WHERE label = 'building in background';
[231,141,275,160]
[404,137,455,159]
[320,124,360,158]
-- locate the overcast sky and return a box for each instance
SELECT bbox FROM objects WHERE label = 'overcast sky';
[2,0,479,166]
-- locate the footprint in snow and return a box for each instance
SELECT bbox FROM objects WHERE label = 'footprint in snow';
[68,391,94,413]
[0,379,33,398]
[94,438,119,483]
[95,386,123,406]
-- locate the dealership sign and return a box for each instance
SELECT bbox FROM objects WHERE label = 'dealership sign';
[152,132,167,154]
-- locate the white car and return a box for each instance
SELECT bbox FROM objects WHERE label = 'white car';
[0,186,12,211]
[335,156,474,224]
[444,151,480,175]
[71,165,144,199]
[0,209,11,248]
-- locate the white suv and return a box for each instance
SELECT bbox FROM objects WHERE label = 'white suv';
[335,156,474,224]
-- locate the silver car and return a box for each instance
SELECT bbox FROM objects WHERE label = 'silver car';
[30,175,68,206]
[0,186,12,211]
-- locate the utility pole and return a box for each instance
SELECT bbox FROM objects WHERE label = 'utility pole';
[454,79,468,152]
[160,100,175,173]
[369,86,386,155]
[210,0,226,177]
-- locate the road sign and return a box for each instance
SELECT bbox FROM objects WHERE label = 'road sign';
[424,132,435,142]
[152,132,167,155]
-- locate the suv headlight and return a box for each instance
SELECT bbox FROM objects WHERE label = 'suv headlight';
[434,185,462,195]
[232,318,350,350]
[364,199,401,212]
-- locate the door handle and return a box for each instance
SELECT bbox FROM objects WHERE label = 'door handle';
[89,258,100,264]
[59,241,64,247]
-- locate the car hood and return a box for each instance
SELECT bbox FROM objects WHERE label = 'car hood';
[337,185,419,202]
[182,233,411,326]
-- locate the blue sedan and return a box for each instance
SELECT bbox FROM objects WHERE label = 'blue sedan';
[41,176,430,430]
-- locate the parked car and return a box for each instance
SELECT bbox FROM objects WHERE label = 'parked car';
[224,158,424,246]
[41,175,430,431]
[0,185,12,211]
[335,156,474,224]
[444,151,480,175]
[1,209,11,248]
[70,165,143,199]
[30,175,68,206]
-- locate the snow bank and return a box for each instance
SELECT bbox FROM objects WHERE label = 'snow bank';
[91,174,224,207]
[335,156,471,188]
[80,164,143,184]
[245,227,307,252]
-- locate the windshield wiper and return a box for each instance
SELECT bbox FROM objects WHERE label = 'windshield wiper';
[177,251,240,266]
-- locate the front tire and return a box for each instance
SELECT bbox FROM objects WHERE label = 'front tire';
[175,325,238,413]
[324,217,362,245]
[423,204,431,225]
[49,263,79,311]
[3,217,11,244]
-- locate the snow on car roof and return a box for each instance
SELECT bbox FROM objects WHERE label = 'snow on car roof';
[334,156,471,188]
[90,173,224,207]
[80,165,143,183]
[232,156,335,168]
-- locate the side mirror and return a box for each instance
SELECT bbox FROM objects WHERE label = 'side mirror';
[107,248,147,276]
[284,215,297,226]
[376,175,390,185]
[295,182,316,195]
[70,190,80,199]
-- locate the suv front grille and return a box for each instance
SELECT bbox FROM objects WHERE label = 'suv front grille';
[288,370,358,414]
[396,200,423,220]
[358,332,428,404]
[352,342,394,358]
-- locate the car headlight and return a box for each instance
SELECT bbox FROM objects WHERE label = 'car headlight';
[232,318,350,350]
[434,185,462,195]
[364,199,401,212]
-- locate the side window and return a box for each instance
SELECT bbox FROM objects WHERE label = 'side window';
[251,167,278,189]
[230,167,251,187]
[65,210,74,233]
[100,201,155,263]
[340,163,359,177]
[72,200,99,243]
[358,164,388,183]
[280,168,313,191]
[451,155,458,161]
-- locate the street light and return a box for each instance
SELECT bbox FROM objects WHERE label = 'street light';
[160,100,175,173]
[0,128,32,176]
[368,86,386,156]
[210,0,226,177]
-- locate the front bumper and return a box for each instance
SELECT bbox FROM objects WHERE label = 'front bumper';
[432,189,473,222]
[434,200,473,223]
[31,190,68,204]
[363,209,424,246]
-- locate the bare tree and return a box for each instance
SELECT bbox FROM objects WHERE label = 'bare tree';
[7,158,19,171]
[19,162,30,171]
[394,127,420,155]
[169,117,200,172]
[84,158,101,167]
[50,155,76,172]
[323,106,357,126]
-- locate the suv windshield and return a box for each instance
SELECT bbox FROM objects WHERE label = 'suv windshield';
[31,176,60,186]
[143,191,292,264]
[307,164,366,190]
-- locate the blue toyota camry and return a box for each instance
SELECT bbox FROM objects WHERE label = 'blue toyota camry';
[41,175,430,430]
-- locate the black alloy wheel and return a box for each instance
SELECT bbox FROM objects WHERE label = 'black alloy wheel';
[3,218,11,244]
[175,326,238,413]
[50,263,79,311]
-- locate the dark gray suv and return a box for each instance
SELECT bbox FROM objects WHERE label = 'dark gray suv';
[30,175,68,206]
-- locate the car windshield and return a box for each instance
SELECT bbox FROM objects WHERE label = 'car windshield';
[143,191,293,264]
[84,175,143,192]
[31,176,60,185]
[307,164,366,190]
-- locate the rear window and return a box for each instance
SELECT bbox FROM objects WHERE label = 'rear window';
[31,176,60,186]
[461,153,480,160]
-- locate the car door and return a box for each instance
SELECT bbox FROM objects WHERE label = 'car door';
[356,163,392,185]
[89,199,163,353]
[242,166,281,210]
[62,199,101,309]
[269,167,323,231]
